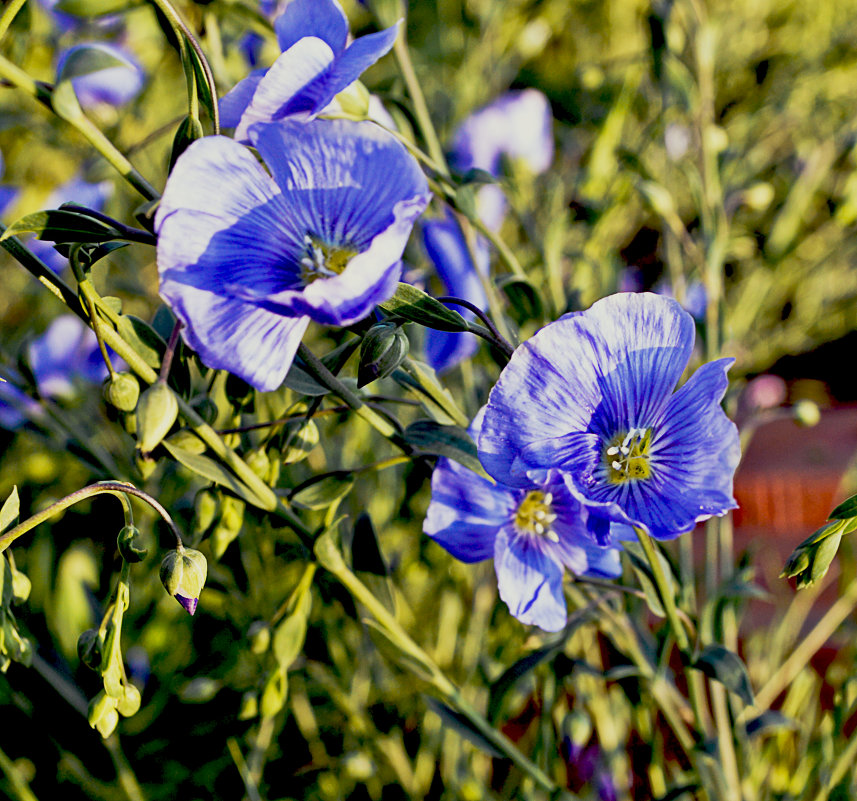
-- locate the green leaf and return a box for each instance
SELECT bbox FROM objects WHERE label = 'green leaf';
[291,474,354,511]
[169,115,204,171]
[378,283,469,332]
[187,45,219,131]
[0,209,120,243]
[259,666,288,718]
[0,487,19,536]
[392,359,468,427]
[424,697,503,758]
[56,44,129,82]
[116,314,165,369]
[403,420,489,478]
[622,540,674,618]
[162,441,270,510]
[351,513,388,577]
[692,644,755,706]
[829,494,857,520]
[283,362,331,396]
[498,276,545,325]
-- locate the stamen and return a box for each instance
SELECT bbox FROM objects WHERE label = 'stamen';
[606,446,620,456]
[605,428,653,483]
[545,529,560,543]
[514,490,560,542]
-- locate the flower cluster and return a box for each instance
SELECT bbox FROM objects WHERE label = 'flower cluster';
[426,293,740,631]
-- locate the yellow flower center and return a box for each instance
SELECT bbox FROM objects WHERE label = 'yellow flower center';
[605,428,653,483]
[515,490,560,542]
[300,235,358,283]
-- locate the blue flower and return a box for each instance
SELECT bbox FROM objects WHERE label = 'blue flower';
[0,149,17,217]
[156,118,430,392]
[0,315,113,429]
[420,214,489,373]
[478,293,740,541]
[424,410,623,632]
[56,43,145,110]
[451,89,554,230]
[220,0,399,142]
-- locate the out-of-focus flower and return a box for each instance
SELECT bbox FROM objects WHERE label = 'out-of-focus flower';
[156,118,429,392]
[28,175,112,273]
[479,293,740,541]
[420,214,488,373]
[56,43,145,110]
[655,279,707,322]
[424,410,623,632]
[450,89,554,230]
[0,315,111,429]
[0,150,17,217]
[220,0,399,142]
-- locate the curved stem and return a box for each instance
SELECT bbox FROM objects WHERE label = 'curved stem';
[0,481,182,553]
[436,296,515,358]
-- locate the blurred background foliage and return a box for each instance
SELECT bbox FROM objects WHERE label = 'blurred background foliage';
[1,0,857,800]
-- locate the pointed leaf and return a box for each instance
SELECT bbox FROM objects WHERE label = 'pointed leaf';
[692,644,754,706]
[403,420,488,478]
[291,474,354,511]
[0,487,19,536]
[379,283,469,332]
[1,209,120,243]
[829,494,857,520]
[57,45,129,82]
[424,696,503,758]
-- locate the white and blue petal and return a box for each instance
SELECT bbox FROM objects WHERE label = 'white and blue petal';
[274,0,348,53]
[480,293,695,486]
[494,525,567,632]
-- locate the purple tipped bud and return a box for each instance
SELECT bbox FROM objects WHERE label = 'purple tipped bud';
[175,594,199,616]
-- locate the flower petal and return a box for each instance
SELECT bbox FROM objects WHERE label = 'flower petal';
[219,68,266,128]
[480,293,695,485]
[494,526,567,632]
[274,0,348,53]
[423,457,516,563]
[232,38,335,141]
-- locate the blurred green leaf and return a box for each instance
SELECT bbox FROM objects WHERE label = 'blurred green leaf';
[692,645,755,706]
[56,45,129,82]
[403,420,488,478]
[291,474,354,511]
[424,696,503,758]
[0,487,19,536]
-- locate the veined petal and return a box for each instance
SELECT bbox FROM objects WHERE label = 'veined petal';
[424,457,516,563]
[250,118,429,248]
[494,526,567,632]
[159,278,310,391]
[232,38,335,141]
[219,69,266,128]
[480,293,694,485]
[274,0,348,53]
[156,136,304,294]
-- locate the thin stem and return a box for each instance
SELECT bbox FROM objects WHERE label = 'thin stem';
[0,0,27,43]
[159,321,183,383]
[227,738,263,801]
[0,55,159,201]
[392,34,447,177]
[77,278,116,379]
[469,214,527,280]
[0,746,39,801]
[635,528,689,652]
[0,481,182,553]
[436,296,515,358]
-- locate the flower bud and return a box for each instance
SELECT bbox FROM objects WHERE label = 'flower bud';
[192,489,220,539]
[87,690,116,730]
[136,381,179,453]
[117,682,141,717]
[247,620,271,654]
[358,323,409,387]
[103,372,140,412]
[238,691,259,720]
[165,429,207,454]
[282,419,319,465]
[77,628,103,670]
[159,546,207,615]
[117,525,148,563]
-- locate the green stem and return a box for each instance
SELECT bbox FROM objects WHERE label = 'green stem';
[0,55,159,201]
[315,533,560,794]
[0,0,27,43]
[0,481,181,553]
[77,277,116,379]
[392,34,447,177]
[635,528,689,652]
[0,746,39,801]
[810,720,857,801]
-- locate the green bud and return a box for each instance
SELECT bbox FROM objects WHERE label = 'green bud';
[260,666,288,717]
[96,706,119,738]
[193,489,220,539]
[103,372,140,412]
[358,323,409,387]
[334,80,371,118]
[10,568,31,605]
[136,382,179,453]
[117,682,141,717]
[238,691,259,720]
[247,620,271,654]
[165,429,207,454]
[77,628,103,670]
[117,525,148,563]
[123,412,137,435]
[160,546,207,615]
[246,449,270,480]
[282,419,319,465]
[87,690,116,729]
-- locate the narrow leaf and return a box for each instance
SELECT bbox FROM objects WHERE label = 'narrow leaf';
[403,420,489,478]
[379,283,469,332]
[291,474,354,511]
[424,696,503,758]
[1,209,120,243]
[0,487,19,536]
[692,644,755,706]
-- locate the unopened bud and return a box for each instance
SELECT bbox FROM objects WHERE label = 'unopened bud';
[160,546,207,615]
[165,429,207,454]
[117,525,148,563]
[87,690,116,730]
[103,372,140,412]
[358,323,409,387]
[334,80,371,118]
[117,682,141,717]
[77,628,103,670]
[238,691,259,720]
[247,620,271,654]
[193,489,220,539]
[136,382,179,453]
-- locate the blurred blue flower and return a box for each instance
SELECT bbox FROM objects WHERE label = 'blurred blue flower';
[0,150,18,217]
[28,175,112,273]
[239,0,279,67]
[156,118,430,392]
[450,89,554,230]
[56,43,145,110]
[0,315,111,429]
[655,279,707,322]
[479,293,740,541]
[424,410,622,632]
[421,214,488,373]
[220,0,399,142]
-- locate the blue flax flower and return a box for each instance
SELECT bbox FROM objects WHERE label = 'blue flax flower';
[421,214,489,373]
[220,0,399,142]
[56,43,145,110]
[424,411,622,632]
[156,118,430,392]
[479,293,740,541]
